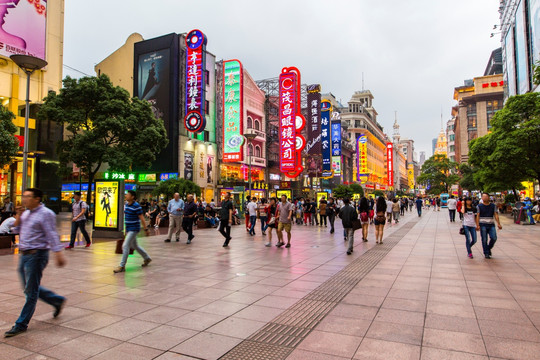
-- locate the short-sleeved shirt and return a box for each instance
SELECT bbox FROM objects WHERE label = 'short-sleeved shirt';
[247,202,258,217]
[447,199,457,210]
[72,200,88,221]
[125,201,143,232]
[278,201,293,224]
[220,200,234,220]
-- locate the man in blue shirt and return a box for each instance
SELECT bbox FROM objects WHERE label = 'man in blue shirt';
[5,188,66,338]
[415,196,423,217]
[475,192,502,259]
[114,190,151,273]
[165,192,184,243]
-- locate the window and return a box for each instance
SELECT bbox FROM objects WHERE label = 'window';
[203,130,209,142]
[449,134,455,141]
[248,144,254,156]
[467,103,477,129]
[449,145,455,152]
[254,120,260,131]
[247,116,253,129]
[205,100,209,115]
[486,100,502,128]
[468,130,477,142]
[205,70,210,85]
[255,145,261,157]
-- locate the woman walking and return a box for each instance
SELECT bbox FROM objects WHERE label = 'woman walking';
[259,198,269,236]
[264,198,279,247]
[461,197,478,259]
[374,197,387,244]
[358,197,370,242]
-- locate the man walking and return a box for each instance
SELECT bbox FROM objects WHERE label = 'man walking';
[114,190,151,273]
[66,192,91,249]
[386,197,393,223]
[276,195,293,248]
[5,188,66,337]
[476,192,502,259]
[182,195,197,244]
[247,197,258,235]
[447,195,457,222]
[165,193,184,242]
[243,195,251,232]
[415,196,423,217]
[220,192,234,247]
[339,198,358,255]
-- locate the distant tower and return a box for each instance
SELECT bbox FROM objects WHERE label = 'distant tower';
[419,151,426,165]
[393,111,400,144]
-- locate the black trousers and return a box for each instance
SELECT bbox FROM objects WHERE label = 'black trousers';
[319,215,327,226]
[69,220,91,246]
[328,214,335,231]
[182,217,194,239]
[449,209,456,222]
[219,220,231,243]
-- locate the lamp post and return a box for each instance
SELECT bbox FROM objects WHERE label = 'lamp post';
[244,133,257,200]
[10,55,48,192]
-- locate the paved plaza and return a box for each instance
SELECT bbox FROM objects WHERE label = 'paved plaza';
[1,209,540,359]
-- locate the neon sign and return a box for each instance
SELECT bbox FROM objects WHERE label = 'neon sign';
[331,118,341,176]
[357,135,369,184]
[184,29,207,133]
[321,100,332,177]
[104,172,136,181]
[387,142,394,187]
[278,67,305,178]
[222,60,244,162]
[306,84,321,155]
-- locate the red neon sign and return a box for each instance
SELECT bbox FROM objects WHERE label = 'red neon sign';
[279,67,305,178]
[184,29,207,133]
[386,142,394,187]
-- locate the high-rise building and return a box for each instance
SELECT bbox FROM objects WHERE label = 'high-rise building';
[432,138,437,155]
[419,151,426,166]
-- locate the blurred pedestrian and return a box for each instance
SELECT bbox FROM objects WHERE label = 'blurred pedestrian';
[66,191,91,249]
[219,192,234,247]
[183,195,197,244]
[374,196,387,244]
[277,195,293,248]
[358,197,370,242]
[165,193,184,242]
[339,198,358,255]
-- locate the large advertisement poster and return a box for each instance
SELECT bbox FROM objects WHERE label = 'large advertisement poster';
[184,152,194,181]
[515,0,529,94]
[223,60,244,162]
[306,86,321,155]
[276,189,292,201]
[357,134,368,184]
[407,164,415,190]
[529,0,540,67]
[0,0,47,60]
[207,156,213,183]
[137,49,170,121]
[386,143,394,187]
[94,181,119,229]
[504,27,517,96]
[331,118,341,176]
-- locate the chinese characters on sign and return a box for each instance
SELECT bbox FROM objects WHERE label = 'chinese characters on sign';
[331,118,341,176]
[222,60,244,162]
[94,181,119,229]
[408,164,415,190]
[357,135,369,184]
[306,85,321,154]
[184,29,207,133]
[278,67,305,178]
[320,100,332,177]
[104,172,136,181]
[387,142,394,187]
[160,173,178,181]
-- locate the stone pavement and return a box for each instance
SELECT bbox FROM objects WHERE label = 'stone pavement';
[0,208,539,359]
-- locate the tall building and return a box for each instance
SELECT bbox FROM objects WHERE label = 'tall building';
[499,0,539,98]
[434,128,448,157]
[432,138,437,155]
[419,151,426,166]
[0,0,65,211]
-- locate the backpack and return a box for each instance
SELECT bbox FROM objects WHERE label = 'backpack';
[360,212,368,223]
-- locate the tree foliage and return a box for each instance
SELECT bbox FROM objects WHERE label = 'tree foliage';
[371,190,385,198]
[417,155,460,195]
[152,178,201,200]
[38,75,168,206]
[0,106,19,169]
[332,184,353,199]
[348,183,364,197]
[458,163,478,192]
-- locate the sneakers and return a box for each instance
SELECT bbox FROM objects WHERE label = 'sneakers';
[485,255,491,259]
[276,242,284,248]
[54,298,66,318]
[468,254,474,259]
[142,258,152,267]
[65,245,73,250]
[265,242,271,247]
[285,243,291,248]
[164,239,171,243]
[85,243,91,248]
[4,326,26,338]
[347,250,352,255]
[175,238,180,242]
[113,266,125,273]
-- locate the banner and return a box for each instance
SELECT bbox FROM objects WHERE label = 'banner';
[94,181,119,229]
[321,100,332,177]
[387,143,394,187]
[184,152,194,181]
[222,60,244,161]
[184,29,207,133]
[276,189,292,200]
[0,0,47,60]
[306,85,321,154]
[331,118,341,176]
[357,135,368,183]
[407,164,415,190]
[207,156,213,183]
[278,67,305,178]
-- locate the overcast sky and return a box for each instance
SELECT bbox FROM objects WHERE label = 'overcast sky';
[63,0,501,157]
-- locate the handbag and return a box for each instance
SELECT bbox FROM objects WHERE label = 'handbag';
[267,216,276,225]
[459,227,466,235]
[352,219,362,231]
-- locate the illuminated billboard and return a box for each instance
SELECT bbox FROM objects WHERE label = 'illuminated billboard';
[306,85,321,155]
[222,60,244,162]
[278,67,305,178]
[357,135,368,183]
[387,143,394,187]
[331,118,341,176]
[94,181,119,229]
[408,164,415,190]
[321,100,332,177]
[0,0,47,60]
[184,29,207,133]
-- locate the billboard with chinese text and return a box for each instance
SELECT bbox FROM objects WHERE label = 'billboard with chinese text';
[94,181,119,229]
[331,118,341,176]
[222,60,244,162]
[357,135,368,183]
[386,143,394,187]
[306,85,321,155]
[184,29,207,133]
[320,100,332,177]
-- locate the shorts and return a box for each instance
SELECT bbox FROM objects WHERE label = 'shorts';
[374,216,386,225]
[278,222,292,233]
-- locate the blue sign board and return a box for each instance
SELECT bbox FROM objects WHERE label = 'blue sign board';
[331,120,341,156]
[61,183,95,192]
[160,173,179,181]
[320,100,332,174]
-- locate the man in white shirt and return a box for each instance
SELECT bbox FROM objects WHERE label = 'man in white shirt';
[0,216,16,244]
[447,195,458,222]
[386,198,394,223]
[247,197,258,236]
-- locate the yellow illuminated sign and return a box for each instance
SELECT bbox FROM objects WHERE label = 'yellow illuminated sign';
[94,181,119,229]
[317,191,329,204]
[407,164,415,190]
[276,189,292,201]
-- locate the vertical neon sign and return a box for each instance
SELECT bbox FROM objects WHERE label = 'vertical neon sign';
[331,118,341,176]
[387,142,394,187]
[279,67,305,178]
[357,135,368,184]
[222,60,243,162]
[321,100,332,177]
[184,29,207,133]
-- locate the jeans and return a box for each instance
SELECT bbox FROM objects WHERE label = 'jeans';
[345,228,355,252]
[182,217,194,239]
[417,206,422,217]
[328,213,335,231]
[249,215,257,235]
[206,217,218,226]
[69,220,91,247]
[167,215,183,240]
[120,231,150,267]
[16,250,65,329]
[449,209,456,222]
[480,224,497,256]
[219,219,231,244]
[319,215,327,226]
[260,216,267,232]
[393,211,399,222]
[463,225,477,255]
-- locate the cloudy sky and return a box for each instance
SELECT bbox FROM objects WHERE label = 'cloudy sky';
[63,0,501,157]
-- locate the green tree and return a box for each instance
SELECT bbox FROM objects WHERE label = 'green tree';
[0,106,19,169]
[348,183,364,198]
[458,163,478,192]
[372,190,385,198]
[416,154,460,195]
[332,184,353,199]
[152,178,201,199]
[533,62,540,86]
[38,75,168,206]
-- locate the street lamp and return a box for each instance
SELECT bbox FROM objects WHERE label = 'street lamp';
[244,133,257,199]
[10,55,48,192]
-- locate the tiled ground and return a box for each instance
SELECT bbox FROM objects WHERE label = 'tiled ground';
[0,208,539,359]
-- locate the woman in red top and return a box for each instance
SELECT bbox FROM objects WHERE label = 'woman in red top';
[457,198,463,220]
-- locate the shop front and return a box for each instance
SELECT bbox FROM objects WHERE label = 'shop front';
[219,163,267,200]
[1,157,35,206]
